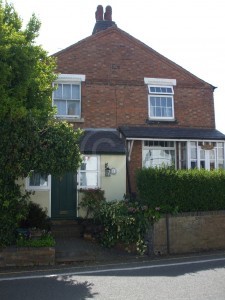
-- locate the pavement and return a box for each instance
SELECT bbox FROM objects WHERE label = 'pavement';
[54,237,225,266]
[0,236,149,275]
[0,236,224,276]
[55,236,142,265]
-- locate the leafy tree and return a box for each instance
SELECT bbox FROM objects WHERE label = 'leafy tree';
[0,2,82,246]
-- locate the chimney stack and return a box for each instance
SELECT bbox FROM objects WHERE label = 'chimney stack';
[92,5,117,35]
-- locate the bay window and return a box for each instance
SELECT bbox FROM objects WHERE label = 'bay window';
[143,141,175,168]
[142,140,225,171]
[189,141,225,170]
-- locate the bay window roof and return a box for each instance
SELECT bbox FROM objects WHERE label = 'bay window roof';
[119,126,225,141]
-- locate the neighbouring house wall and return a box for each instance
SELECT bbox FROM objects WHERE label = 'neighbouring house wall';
[153,211,225,255]
[78,154,126,218]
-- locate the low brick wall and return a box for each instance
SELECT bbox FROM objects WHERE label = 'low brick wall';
[0,247,55,267]
[154,211,225,255]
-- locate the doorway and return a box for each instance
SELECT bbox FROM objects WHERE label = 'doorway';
[51,172,77,219]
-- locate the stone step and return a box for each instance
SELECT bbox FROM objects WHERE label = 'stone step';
[54,237,99,263]
[51,220,82,238]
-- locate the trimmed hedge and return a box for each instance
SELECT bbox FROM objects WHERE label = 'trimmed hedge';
[136,168,225,212]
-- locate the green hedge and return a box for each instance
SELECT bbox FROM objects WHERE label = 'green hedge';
[136,168,225,212]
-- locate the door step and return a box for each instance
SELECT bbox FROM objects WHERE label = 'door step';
[51,220,82,238]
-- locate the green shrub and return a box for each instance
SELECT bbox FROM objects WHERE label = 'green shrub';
[93,200,161,254]
[0,179,29,247]
[19,201,51,231]
[79,188,106,218]
[136,167,225,212]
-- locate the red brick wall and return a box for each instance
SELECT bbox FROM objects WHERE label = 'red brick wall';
[154,211,225,255]
[127,141,142,194]
[55,28,215,129]
[54,28,216,193]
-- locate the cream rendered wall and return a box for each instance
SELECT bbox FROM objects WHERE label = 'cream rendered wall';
[18,155,126,219]
[28,191,51,217]
[77,154,126,218]
[100,155,126,201]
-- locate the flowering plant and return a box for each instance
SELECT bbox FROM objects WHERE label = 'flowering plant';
[93,199,161,255]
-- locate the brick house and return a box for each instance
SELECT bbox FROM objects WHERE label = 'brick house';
[26,5,225,219]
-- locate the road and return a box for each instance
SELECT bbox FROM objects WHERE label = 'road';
[0,253,225,299]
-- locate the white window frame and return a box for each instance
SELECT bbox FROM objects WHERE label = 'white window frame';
[53,74,85,119]
[148,85,174,95]
[26,172,51,191]
[77,155,100,189]
[148,94,175,120]
[217,142,225,169]
[144,78,176,121]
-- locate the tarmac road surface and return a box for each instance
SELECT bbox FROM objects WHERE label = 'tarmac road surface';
[0,252,225,300]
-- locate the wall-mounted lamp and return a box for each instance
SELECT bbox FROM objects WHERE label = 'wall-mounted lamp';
[105,163,117,177]
[105,163,111,177]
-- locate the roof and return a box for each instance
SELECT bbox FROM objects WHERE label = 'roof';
[79,129,126,154]
[119,126,225,141]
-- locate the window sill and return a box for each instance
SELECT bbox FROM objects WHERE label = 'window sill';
[55,116,85,123]
[26,188,50,191]
[78,187,100,191]
[146,119,178,124]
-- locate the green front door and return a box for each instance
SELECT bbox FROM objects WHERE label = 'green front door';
[51,172,77,219]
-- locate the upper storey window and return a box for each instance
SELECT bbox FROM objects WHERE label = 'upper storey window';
[144,78,176,121]
[53,74,85,119]
[148,85,174,119]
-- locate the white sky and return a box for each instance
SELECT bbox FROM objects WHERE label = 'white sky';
[6,0,225,133]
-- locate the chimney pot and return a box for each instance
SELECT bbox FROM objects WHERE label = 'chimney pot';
[104,5,112,21]
[95,5,103,21]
